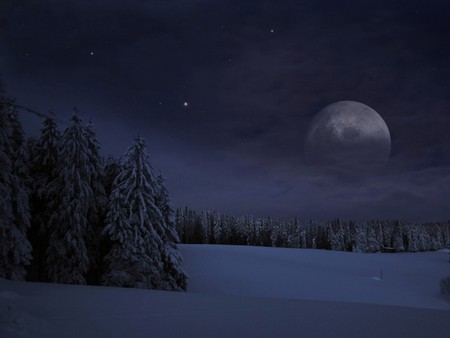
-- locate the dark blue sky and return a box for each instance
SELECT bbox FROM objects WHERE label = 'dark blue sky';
[1,0,450,221]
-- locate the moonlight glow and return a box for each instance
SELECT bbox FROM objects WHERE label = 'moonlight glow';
[305,101,391,171]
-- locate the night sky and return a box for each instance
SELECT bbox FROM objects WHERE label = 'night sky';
[1,0,450,221]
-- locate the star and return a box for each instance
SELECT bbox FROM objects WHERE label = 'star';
[183,101,189,107]
[270,29,274,33]
[90,51,95,56]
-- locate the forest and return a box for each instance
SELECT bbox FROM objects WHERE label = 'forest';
[175,209,450,253]
[0,79,187,290]
[1,77,449,293]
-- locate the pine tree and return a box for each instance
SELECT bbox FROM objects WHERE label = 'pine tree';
[32,117,61,197]
[10,107,33,277]
[154,174,187,291]
[330,219,346,251]
[366,225,380,253]
[271,218,285,247]
[46,112,92,284]
[0,96,32,280]
[240,215,257,245]
[103,136,186,290]
[85,121,107,284]
[99,155,121,271]
[391,221,405,252]
[85,121,107,218]
[104,155,120,197]
[174,207,200,243]
[174,208,185,242]
[0,104,16,278]
[211,211,222,244]
[287,218,304,248]
[200,210,210,244]
[28,116,61,281]
[154,175,180,243]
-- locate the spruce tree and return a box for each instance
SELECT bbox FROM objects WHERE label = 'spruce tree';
[200,210,210,244]
[32,117,61,196]
[28,116,61,281]
[211,211,222,244]
[85,121,107,284]
[99,155,121,275]
[103,136,164,288]
[103,155,120,197]
[155,174,187,291]
[0,94,32,280]
[103,137,186,290]
[46,112,92,284]
[330,219,346,251]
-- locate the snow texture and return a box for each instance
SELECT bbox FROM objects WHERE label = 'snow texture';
[1,245,450,337]
[45,113,93,284]
[102,137,186,290]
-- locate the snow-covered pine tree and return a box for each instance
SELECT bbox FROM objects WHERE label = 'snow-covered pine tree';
[9,106,33,277]
[46,112,92,284]
[391,221,405,252]
[286,218,304,248]
[0,102,16,278]
[365,225,380,253]
[306,220,319,249]
[353,222,367,253]
[103,136,186,290]
[219,214,234,245]
[406,224,420,252]
[28,116,61,281]
[174,207,200,243]
[32,117,61,197]
[104,155,121,197]
[0,95,32,280]
[174,208,185,242]
[154,174,187,291]
[200,210,210,244]
[211,211,222,244]
[99,155,121,270]
[330,219,346,251]
[189,208,203,243]
[86,120,107,218]
[154,175,179,243]
[271,218,285,247]
[257,216,272,247]
[85,121,107,284]
[240,215,257,245]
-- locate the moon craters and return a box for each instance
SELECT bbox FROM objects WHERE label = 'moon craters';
[305,101,391,171]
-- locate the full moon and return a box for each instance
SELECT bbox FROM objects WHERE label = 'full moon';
[305,101,391,171]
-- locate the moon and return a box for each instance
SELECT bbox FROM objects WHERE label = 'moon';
[305,101,391,171]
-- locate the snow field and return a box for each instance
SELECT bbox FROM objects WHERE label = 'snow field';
[1,245,450,338]
[181,245,450,310]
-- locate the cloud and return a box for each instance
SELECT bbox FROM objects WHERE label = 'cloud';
[3,0,450,220]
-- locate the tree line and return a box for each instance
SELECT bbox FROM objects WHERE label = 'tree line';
[2,75,449,292]
[175,208,450,253]
[0,79,187,290]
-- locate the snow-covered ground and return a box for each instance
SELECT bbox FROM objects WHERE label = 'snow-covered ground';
[1,245,450,338]
[183,245,450,310]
